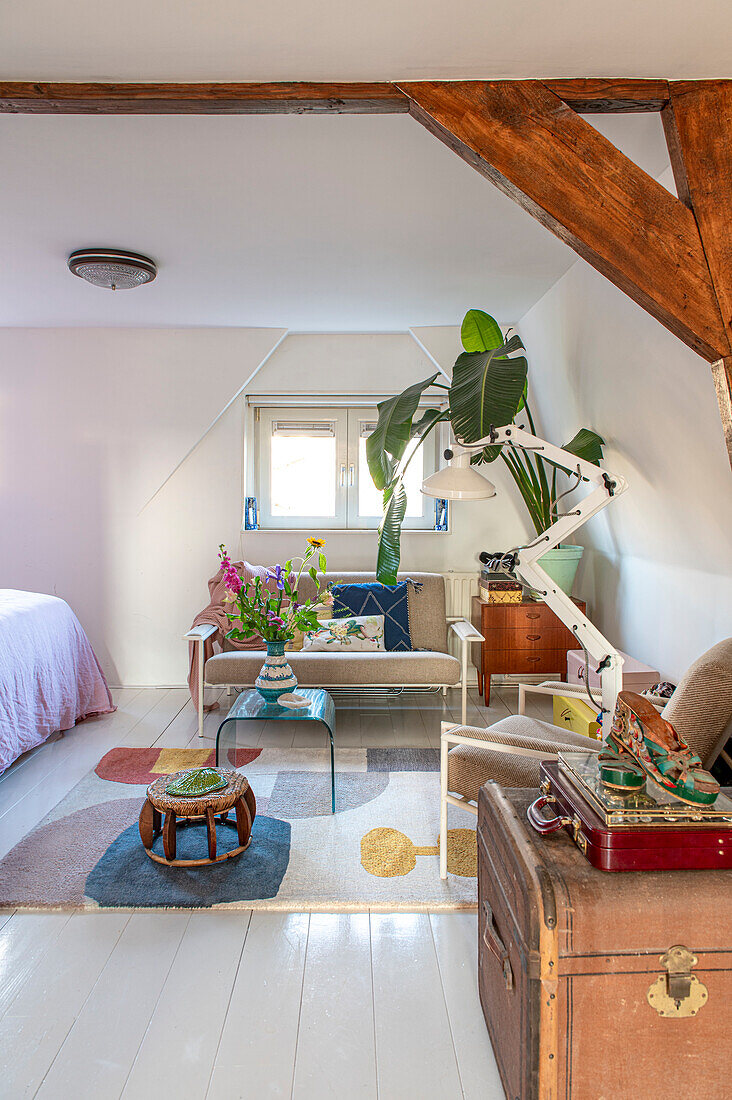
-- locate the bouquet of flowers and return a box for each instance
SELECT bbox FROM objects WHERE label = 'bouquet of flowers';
[218,538,331,644]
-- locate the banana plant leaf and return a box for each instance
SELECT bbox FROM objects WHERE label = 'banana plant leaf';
[366,373,439,490]
[411,406,449,438]
[544,428,605,474]
[462,311,528,419]
[449,334,527,463]
[375,480,407,584]
[460,309,505,354]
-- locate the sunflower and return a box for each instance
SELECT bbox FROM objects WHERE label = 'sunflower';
[306,537,326,549]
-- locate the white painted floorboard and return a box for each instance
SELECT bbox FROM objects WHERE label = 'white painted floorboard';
[121,911,252,1100]
[0,685,512,1100]
[206,911,310,1100]
[0,912,129,1099]
[430,913,506,1100]
[371,913,465,1100]
[35,913,191,1099]
[292,913,376,1099]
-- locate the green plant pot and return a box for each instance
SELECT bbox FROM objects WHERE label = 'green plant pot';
[537,544,584,597]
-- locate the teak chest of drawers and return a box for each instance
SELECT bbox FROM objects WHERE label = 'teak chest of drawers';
[470,596,586,705]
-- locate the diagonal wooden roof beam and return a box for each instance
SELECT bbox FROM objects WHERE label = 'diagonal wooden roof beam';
[663,81,732,465]
[397,80,730,365]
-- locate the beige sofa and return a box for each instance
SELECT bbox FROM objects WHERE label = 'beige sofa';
[187,572,482,736]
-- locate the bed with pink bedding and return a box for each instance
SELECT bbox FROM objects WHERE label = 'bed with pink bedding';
[0,590,114,774]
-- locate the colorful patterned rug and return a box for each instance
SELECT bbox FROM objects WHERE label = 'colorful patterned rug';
[0,747,477,911]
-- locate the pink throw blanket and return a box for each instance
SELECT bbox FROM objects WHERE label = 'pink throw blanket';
[187,561,269,713]
[0,590,115,774]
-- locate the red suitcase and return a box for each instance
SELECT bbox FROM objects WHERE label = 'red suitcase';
[530,758,732,871]
[478,781,732,1100]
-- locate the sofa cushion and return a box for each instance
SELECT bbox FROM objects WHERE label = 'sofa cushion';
[294,573,449,653]
[205,648,460,686]
[302,615,385,652]
[332,581,413,651]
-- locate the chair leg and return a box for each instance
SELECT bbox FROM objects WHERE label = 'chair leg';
[441,685,448,697]
[461,637,469,725]
[440,733,449,879]
[206,807,217,861]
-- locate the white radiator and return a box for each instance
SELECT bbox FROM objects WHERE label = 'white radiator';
[442,571,480,680]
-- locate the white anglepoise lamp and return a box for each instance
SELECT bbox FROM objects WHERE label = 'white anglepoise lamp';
[421,447,497,501]
[422,425,629,735]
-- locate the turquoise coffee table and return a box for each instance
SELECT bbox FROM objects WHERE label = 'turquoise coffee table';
[215,688,337,813]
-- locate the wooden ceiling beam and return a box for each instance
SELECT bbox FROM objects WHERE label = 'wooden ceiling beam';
[0,81,410,115]
[397,80,729,366]
[543,78,669,113]
[664,81,732,466]
[0,78,672,116]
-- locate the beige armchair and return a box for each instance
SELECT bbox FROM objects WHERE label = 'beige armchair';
[439,637,732,878]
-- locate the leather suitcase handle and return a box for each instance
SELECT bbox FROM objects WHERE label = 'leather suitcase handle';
[482,901,514,992]
[527,794,574,836]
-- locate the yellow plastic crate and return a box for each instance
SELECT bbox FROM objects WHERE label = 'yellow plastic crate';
[553,694,601,740]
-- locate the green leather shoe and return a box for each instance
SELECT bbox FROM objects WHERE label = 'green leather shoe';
[598,751,646,793]
[606,692,719,807]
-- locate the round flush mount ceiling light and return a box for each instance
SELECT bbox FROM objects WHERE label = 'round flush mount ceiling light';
[67,248,157,290]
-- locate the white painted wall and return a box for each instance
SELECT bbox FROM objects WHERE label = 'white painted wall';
[1,327,528,685]
[518,259,732,682]
[0,327,286,686]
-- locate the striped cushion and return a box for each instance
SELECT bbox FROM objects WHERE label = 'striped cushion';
[662,638,732,767]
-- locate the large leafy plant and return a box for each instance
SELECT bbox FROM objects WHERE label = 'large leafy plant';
[367,310,604,583]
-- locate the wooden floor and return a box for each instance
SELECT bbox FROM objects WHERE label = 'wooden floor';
[0,684,548,1099]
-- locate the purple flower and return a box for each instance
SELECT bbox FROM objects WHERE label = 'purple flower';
[267,564,286,591]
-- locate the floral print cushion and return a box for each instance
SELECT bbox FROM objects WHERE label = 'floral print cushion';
[302,615,385,652]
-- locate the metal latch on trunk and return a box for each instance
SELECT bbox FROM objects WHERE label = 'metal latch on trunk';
[647,945,708,1018]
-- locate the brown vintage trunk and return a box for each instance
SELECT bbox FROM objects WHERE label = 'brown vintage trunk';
[477,783,732,1099]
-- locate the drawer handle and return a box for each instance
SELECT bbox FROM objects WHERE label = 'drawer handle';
[482,901,513,992]
[526,612,541,619]
[526,656,541,663]
[526,634,541,641]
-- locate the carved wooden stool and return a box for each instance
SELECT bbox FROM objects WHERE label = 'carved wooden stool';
[138,768,256,867]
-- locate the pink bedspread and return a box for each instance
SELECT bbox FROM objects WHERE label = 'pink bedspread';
[0,590,114,774]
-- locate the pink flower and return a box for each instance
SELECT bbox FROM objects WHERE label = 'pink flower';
[218,546,242,594]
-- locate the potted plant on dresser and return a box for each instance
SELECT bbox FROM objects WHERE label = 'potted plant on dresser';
[367,308,605,594]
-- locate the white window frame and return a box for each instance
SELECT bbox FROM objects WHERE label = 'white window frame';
[247,399,446,532]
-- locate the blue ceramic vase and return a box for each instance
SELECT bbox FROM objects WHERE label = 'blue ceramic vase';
[255,640,298,703]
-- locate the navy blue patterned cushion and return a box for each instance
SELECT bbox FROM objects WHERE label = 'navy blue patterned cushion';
[332,582,414,652]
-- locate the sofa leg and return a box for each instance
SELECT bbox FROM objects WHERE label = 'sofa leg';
[198,641,205,739]
[441,685,448,698]
[440,733,449,879]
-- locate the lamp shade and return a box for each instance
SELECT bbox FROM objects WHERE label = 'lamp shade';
[421,450,496,500]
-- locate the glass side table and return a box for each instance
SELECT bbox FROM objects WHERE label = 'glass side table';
[215,688,337,813]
